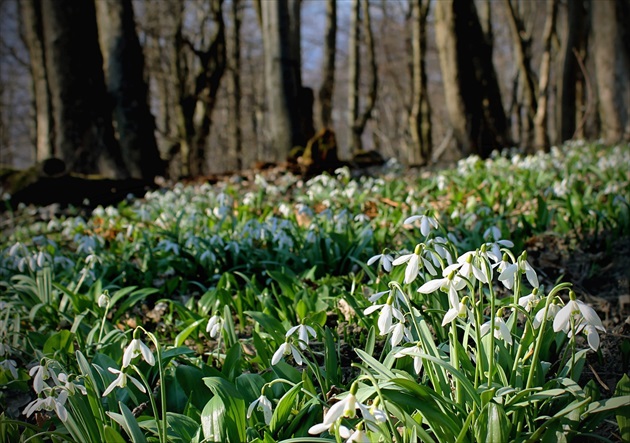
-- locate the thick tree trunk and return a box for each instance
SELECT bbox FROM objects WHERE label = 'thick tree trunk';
[261,0,303,160]
[533,0,557,151]
[434,0,509,158]
[20,0,54,162]
[592,0,629,143]
[30,0,128,178]
[504,0,537,149]
[408,0,431,166]
[347,0,377,154]
[318,0,336,129]
[227,0,243,170]
[95,0,164,181]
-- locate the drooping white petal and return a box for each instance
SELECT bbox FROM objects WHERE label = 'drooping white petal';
[364,304,384,316]
[404,255,420,284]
[403,215,423,225]
[377,305,393,335]
[496,319,513,345]
[286,325,300,338]
[271,343,288,365]
[585,325,600,351]
[422,256,437,276]
[522,261,539,288]
[577,301,605,331]
[553,303,574,332]
[418,278,445,294]
[308,422,332,435]
[138,341,155,366]
[442,306,459,326]
[392,254,412,266]
[290,344,303,365]
[389,323,406,347]
[367,254,381,266]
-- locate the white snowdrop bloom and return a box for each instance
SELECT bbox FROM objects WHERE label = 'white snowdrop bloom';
[57,373,87,396]
[97,292,110,309]
[340,427,371,443]
[518,288,539,312]
[367,253,393,273]
[286,324,317,350]
[394,343,424,375]
[480,315,513,345]
[247,394,273,425]
[23,390,69,422]
[29,364,58,394]
[403,214,439,236]
[387,322,409,347]
[0,359,18,379]
[553,293,605,350]
[533,302,561,329]
[122,338,155,368]
[442,300,468,326]
[102,367,146,397]
[308,383,385,435]
[272,341,303,366]
[364,296,404,336]
[393,245,437,284]
[206,315,224,339]
[498,252,539,289]
[418,271,466,309]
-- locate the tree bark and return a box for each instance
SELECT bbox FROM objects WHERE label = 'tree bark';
[504,0,537,149]
[95,0,164,181]
[318,0,336,129]
[20,0,54,162]
[408,0,431,166]
[261,0,303,160]
[434,0,509,158]
[592,0,629,143]
[227,0,243,170]
[533,0,557,151]
[347,0,377,154]
[25,0,128,178]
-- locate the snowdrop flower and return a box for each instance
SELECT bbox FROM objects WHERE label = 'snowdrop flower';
[29,364,58,394]
[247,394,273,425]
[102,367,146,397]
[57,373,87,396]
[272,340,303,366]
[308,383,386,435]
[553,292,605,350]
[206,314,224,339]
[387,322,409,347]
[122,336,155,368]
[286,323,317,350]
[97,292,110,308]
[23,390,69,422]
[394,343,424,375]
[367,252,393,273]
[0,359,18,379]
[340,425,371,443]
[442,298,469,326]
[393,245,437,284]
[403,214,439,236]
[518,288,539,312]
[418,270,466,309]
[480,311,513,345]
[498,252,539,289]
[533,302,560,329]
[364,295,404,336]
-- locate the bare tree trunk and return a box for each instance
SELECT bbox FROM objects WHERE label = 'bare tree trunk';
[504,0,537,150]
[95,0,164,181]
[348,0,377,154]
[20,0,53,162]
[478,0,492,47]
[592,0,628,143]
[435,0,509,158]
[261,0,303,160]
[408,0,431,166]
[227,0,243,170]
[533,0,557,151]
[318,0,336,129]
[24,0,128,177]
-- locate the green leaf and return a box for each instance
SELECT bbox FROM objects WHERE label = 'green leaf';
[246,311,286,344]
[475,402,511,443]
[323,327,339,388]
[269,382,302,435]
[118,401,147,443]
[174,318,206,347]
[614,374,630,443]
[43,330,75,356]
[103,426,127,443]
[202,377,246,442]
[222,343,242,382]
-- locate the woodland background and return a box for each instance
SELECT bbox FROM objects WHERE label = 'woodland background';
[0,0,628,181]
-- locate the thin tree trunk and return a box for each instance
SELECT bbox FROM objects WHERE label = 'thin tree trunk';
[408,0,431,166]
[318,0,336,129]
[348,0,377,154]
[533,0,557,151]
[95,0,164,180]
[227,0,242,170]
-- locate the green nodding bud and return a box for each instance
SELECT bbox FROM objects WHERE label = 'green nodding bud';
[532,287,539,296]
[480,243,487,253]
[414,244,422,255]
[372,397,381,408]
[448,270,456,280]
[502,253,509,261]
[349,382,359,396]
[386,295,395,305]
[520,251,528,261]
[569,290,576,301]
[461,296,470,305]
[466,254,473,263]
[496,308,504,317]
[133,328,141,340]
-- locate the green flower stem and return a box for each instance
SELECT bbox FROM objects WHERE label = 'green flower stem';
[142,329,167,443]
[472,284,484,389]
[487,281,496,387]
[97,304,109,347]
[131,365,165,443]
[450,319,462,405]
